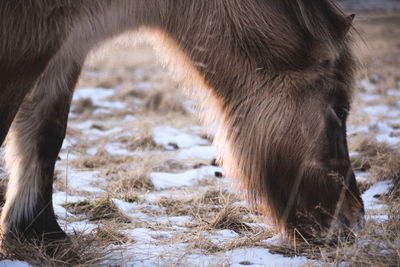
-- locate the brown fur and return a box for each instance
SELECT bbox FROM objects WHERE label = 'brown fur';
[0,0,363,244]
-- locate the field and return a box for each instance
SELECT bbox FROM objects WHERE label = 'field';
[1,8,400,267]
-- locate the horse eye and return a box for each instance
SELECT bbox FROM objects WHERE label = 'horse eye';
[333,107,348,122]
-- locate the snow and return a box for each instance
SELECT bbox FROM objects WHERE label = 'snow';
[52,191,87,218]
[64,170,106,193]
[153,126,210,149]
[127,228,174,243]
[362,180,392,212]
[359,92,380,102]
[2,56,398,266]
[72,87,127,111]
[360,79,376,92]
[386,89,400,97]
[347,125,369,135]
[64,220,99,235]
[112,198,138,213]
[355,172,371,183]
[227,248,314,267]
[150,165,222,189]
[155,216,191,226]
[73,87,114,102]
[0,260,33,267]
[104,142,136,156]
[178,145,217,160]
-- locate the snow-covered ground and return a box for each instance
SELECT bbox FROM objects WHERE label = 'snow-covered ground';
[1,9,399,266]
[3,76,397,266]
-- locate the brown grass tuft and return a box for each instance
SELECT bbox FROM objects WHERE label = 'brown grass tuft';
[157,197,194,217]
[0,231,121,266]
[86,225,131,245]
[64,197,131,223]
[208,205,252,234]
[351,137,400,183]
[107,166,155,194]
[71,147,127,169]
[71,98,96,115]
[145,91,188,114]
[116,132,163,151]
[192,238,223,254]
[200,189,239,205]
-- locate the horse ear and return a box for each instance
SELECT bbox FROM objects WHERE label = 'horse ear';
[343,14,355,36]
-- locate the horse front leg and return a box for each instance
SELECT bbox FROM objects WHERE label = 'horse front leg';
[0,53,82,243]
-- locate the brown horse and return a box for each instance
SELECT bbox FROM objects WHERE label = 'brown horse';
[0,0,364,244]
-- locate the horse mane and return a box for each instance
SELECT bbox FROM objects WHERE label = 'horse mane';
[294,0,353,48]
[162,0,353,73]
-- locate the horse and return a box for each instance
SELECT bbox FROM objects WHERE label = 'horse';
[0,0,364,245]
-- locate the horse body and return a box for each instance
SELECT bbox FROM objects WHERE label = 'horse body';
[0,0,364,243]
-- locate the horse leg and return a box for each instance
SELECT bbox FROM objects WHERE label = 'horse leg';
[0,53,82,242]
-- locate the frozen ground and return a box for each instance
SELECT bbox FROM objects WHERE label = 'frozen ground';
[0,10,399,267]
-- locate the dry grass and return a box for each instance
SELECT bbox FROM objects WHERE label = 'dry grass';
[263,136,400,265]
[106,160,156,195]
[351,137,400,183]
[1,11,399,267]
[70,147,128,169]
[208,205,253,234]
[63,197,131,223]
[0,229,123,266]
[145,91,188,115]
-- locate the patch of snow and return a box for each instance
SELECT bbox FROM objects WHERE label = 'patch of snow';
[97,100,127,110]
[58,150,78,161]
[114,132,136,140]
[375,133,400,145]
[0,260,33,267]
[92,127,124,136]
[123,114,136,121]
[349,151,360,157]
[370,122,393,133]
[93,108,112,115]
[363,105,390,116]
[347,125,369,135]
[64,220,98,235]
[178,145,217,160]
[360,79,376,92]
[362,180,392,211]
[355,172,371,183]
[209,230,239,245]
[65,170,105,193]
[144,190,199,202]
[362,105,400,120]
[73,87,127,110]
[112,198,138,214]
[86,146,98,156]
[386,89,400,97]
[73,87,114,103]
[155,216,191,227]
[61,137,76,149]
[263,234,287,245]
[359,92,380,102]
[366,214,388,222]
[226,247,316,267]
[127,228,173,243]
[150,166,221,189]
[52,191,87,218]
[153,126,210,149]
[104,142,134,156]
